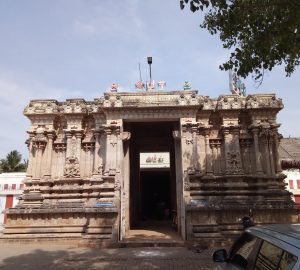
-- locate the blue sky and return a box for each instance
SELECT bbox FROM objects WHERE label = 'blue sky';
[0,0,299,159]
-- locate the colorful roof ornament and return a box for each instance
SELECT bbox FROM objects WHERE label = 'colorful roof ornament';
[157,80,166,91]
[110,82,119,92]
[183,81,191,90]
[229,70,246,97]
[146,80,155,91]
[135,80,145,91]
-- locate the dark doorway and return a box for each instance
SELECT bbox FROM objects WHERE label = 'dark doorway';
[125,121,178,229]
[140,170,171,221]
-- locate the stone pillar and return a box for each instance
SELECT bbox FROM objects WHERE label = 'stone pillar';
[210,142,217,174]
[44,132,55,178]
[262,136,271,175]
[268,136,275,175]
[82,145,88,177]
[204,128,213,175]
[273,128,282,173]
[65,131,73,158]
[104,122,120,175]
[35,142,46,178]
[26,132,35,178]
[222,128,231,173]
[53,146,59,178]
[232,127,242,159]
[93,130,102,176]
[75,131,83,161]
[240,139,252,174]
[216,141,222,174]
[31,132,47,178]
[181,121,199,172]
[251,128,263,174]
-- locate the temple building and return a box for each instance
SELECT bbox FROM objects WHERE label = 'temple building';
[2,90,300,246]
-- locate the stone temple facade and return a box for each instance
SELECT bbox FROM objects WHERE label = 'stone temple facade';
[3,90,300,246]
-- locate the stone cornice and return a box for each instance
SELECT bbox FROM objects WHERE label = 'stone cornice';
[23,92,284,118]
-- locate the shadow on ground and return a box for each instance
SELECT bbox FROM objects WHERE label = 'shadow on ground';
[0,245,215,270]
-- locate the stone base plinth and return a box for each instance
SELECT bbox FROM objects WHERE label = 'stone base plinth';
[2,207,119,243]
[186,204,300,248]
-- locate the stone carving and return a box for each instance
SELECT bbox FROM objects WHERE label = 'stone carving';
[246,94,283,109]
[202,96,215,110]
[32,130,48,149]
[217,95,244,110]
[182,121,199,145]
[24,100,58,115]
[64,156,80,178]
[183,171,190,191]
[226,151,243,174]
[95,164,104,175]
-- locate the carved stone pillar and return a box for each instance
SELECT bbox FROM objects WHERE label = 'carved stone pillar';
[268,136,275,175]
[210,142,217,174]
[222,126,243,175]
[240,139,252,174]
[261,134,271,175]
[93,130,101,175]
[251,128,263,174]
[104,121,120,175]
[181,121,199,173]
[32,132,47,178]
[120,132,131,174]
[44,131,55,178]
[53,142,66,178]
[204,128,213,175]
[216,141,222,174]
[75,131,83,161]
[26,132,35,178]
[272,128,282,173]
[65,131,73,158]
[222,128,231,174]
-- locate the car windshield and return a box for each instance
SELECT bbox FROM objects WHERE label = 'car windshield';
[229,232,259,269]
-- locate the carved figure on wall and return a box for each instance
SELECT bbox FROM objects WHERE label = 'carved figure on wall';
[96,164,103,175]
[183,170,190,191]
[226,151,243,174]
[82,116,95,144]
[64,156,80,178]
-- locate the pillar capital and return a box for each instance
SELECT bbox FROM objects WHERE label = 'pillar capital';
[198,125,212,136]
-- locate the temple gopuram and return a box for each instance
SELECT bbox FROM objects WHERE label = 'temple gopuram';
[3,89,300,246]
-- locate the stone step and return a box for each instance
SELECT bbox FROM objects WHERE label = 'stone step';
[118,240,185,248]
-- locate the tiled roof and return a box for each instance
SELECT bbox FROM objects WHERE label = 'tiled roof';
[279,138,300,161]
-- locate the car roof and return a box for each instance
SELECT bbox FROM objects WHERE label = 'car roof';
[247,224,300,250]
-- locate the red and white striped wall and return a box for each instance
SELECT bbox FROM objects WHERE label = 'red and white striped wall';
[0,172,25,225]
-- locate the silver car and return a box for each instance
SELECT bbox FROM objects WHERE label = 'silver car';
[213,224,300,270]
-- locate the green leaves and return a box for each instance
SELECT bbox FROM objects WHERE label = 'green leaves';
[181,0,300,80]
[0,150,27,173]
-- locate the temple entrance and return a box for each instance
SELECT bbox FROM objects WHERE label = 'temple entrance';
[122,121,182,242]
